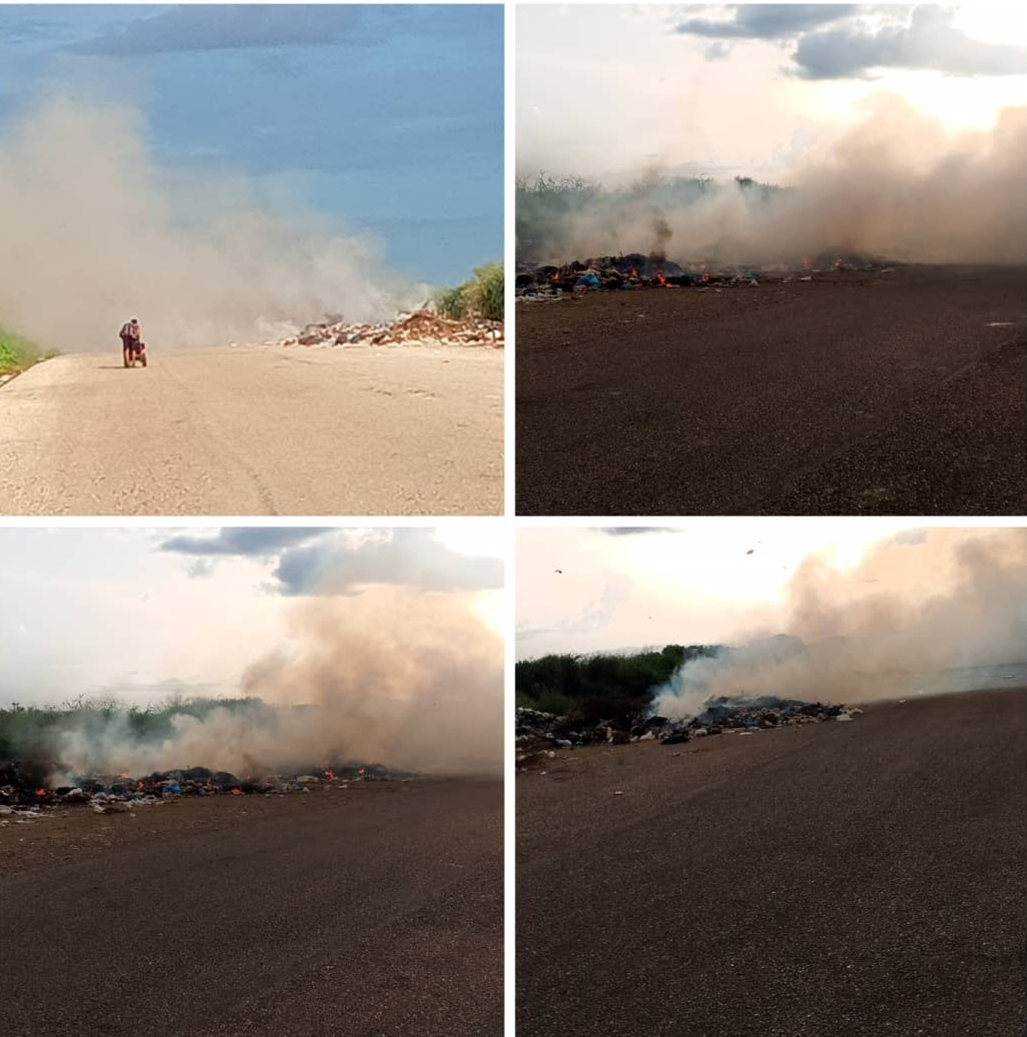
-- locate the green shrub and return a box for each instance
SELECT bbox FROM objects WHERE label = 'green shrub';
[434,261,503,322]
[515,645,722,724]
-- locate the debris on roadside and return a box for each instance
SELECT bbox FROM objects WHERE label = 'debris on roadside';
[515,694,862,758]
[276,309,504,349]
[0,760,413,816]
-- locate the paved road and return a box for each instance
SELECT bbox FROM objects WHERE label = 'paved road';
[0,779,503,1037]
[516,266,1026,514]
[0,345,502,515]
[518,689,1026,1037]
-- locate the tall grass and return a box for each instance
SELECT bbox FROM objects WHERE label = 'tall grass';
[0,696,268,761]
[433,261,504,322]
[515,645,722,724]
[0,326,56,375]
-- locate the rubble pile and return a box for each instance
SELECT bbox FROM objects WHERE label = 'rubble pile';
[281,309,504,349]
[516,695,863,766]
[0,760,411,820]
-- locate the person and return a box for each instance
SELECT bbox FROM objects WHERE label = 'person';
[119,319,141,366]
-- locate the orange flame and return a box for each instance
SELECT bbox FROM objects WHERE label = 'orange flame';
[657,271,667,287]
[34,788,46,796]
[324,769,336,780]
[630,268,638,279]
[230,788,242,795]
[550,272,559,283]
[358,767,365,775]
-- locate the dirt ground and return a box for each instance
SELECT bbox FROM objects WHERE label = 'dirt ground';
[0,343,503,516]
[0,778,503,1037]
[516,265,1026,515]
[517,688,1026,1037]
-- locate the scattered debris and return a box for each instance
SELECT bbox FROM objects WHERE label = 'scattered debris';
[516,695,862,756]
[0,760,412,814]
[276,309,503,349]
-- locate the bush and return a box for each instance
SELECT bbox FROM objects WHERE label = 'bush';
[515,645,722,725]
[434,261,503,322]
[0,326,43,374]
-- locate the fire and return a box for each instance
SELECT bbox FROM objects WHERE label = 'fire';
[34,788,46,797]
[656,271,667,287]
[324,769,336,780]
[630,268,638,279]
[550,272,559,283]
[230,788,242,795]
[137,780,144,790]
[358,767,365,775]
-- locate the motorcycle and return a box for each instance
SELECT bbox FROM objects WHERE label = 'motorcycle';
[122,339,147,368]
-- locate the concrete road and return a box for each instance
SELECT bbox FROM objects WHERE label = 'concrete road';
[0,778,503,1037]
[0,344,503,515]
[517,689,1026,1037]
[516,266,1026,515]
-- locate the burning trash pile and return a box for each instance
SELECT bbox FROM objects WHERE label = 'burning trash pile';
[516,252,762,300]
[516,251,896,301]
[516,695,862,766]
[278,309,504,349]
[0,759,410,822]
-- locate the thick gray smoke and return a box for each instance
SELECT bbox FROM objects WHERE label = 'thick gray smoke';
[656,528,1027,717]
[0,98,422,350]
[519,99,1027,267]
[52,586,502,779]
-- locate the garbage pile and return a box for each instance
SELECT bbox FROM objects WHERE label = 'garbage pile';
[0,759,411,819]
[280,310,504,349]
[516,252,764,300]
[516,695,863,766]
[516,251,898,301]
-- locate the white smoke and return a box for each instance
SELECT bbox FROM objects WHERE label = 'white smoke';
[0,97,423,350]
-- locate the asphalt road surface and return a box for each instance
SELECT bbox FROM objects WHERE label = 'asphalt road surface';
[0,778,503,1037]
[516,266,1026,514]
[0,344,503,515]
[517,689,1026,1037]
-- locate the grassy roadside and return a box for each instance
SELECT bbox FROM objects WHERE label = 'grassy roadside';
[0,326,56,379]
[433,261,503,322]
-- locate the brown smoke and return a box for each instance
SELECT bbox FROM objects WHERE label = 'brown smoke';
[0,97,421,351]
[656,527,1027,716]
[526,97,1027,266]
[54,586,502,778]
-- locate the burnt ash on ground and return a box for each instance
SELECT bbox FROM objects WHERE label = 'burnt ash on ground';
[516,694,862,767]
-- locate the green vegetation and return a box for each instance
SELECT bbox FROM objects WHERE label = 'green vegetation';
[433,261,504,322]
[0,696,270,761]
[0,325,55,376]
[516,171,785,263]
[516,644,721,724]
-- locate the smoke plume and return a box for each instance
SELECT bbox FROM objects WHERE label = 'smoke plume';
[656,528,1027,717]
[0,97,421,350]
[518,98,1027,267]
[52,586,502,779]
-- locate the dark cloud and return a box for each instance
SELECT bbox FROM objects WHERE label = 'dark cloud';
[273,528,503,596]
[673,5,857,41]
[889,528,928,547]
[66,5,377,57]
[791,7,1027,79]
[672,5,1025,81]
[600,526,682,536]
[160,528,333,558]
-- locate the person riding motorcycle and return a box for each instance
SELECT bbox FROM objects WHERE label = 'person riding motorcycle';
[119,319,143,367]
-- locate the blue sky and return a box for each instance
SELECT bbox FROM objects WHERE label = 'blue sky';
[0,5,503,284]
